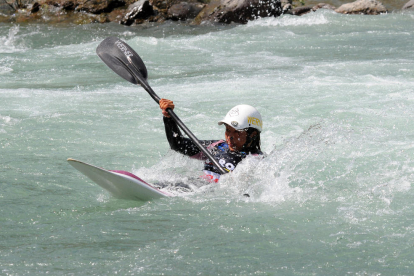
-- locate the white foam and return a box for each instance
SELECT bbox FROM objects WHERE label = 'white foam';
[0,25,26,53]
[131,36,159,46]
[246,10,331,27]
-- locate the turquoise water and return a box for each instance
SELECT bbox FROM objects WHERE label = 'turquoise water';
[1,10,414,275]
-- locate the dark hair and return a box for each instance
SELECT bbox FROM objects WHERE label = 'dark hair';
[243,127,261,153]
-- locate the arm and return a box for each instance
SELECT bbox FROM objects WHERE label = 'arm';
[160,98,215,158]
[163,116,202,156]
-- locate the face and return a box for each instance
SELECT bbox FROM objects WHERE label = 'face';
[225,124,247,152]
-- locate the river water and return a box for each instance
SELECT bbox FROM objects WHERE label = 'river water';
[1,10,414,275]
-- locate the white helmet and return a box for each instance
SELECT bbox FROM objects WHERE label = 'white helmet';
[218,105,262,132]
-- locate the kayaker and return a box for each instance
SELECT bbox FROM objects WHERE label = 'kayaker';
[160,99,263,183]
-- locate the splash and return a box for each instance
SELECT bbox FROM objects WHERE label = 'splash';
[207,119,412,210]
[0,25,24,53]
[246,10,331,27]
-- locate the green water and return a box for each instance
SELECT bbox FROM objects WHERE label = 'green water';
[1,11,414,275]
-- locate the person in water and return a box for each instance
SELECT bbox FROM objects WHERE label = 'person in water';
[160,99,263,183]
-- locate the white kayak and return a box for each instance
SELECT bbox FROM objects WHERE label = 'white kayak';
[67,158,173,201]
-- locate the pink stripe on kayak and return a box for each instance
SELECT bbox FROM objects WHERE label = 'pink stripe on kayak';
[110,170,148,183]
[109,170,172,196]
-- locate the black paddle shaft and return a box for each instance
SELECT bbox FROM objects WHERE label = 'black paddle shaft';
[96,37,227,174]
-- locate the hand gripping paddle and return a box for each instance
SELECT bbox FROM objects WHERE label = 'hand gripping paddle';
[96,37,227,174]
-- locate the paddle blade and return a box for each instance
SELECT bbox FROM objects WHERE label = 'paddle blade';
[96,37,148,85]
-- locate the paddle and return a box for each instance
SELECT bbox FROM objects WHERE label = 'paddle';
[96,37,227,175]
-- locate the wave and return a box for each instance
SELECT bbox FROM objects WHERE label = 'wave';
[246,9,332,27]
[0,25,26,53]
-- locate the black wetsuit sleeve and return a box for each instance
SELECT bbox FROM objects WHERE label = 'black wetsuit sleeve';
[163,116,214,157]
